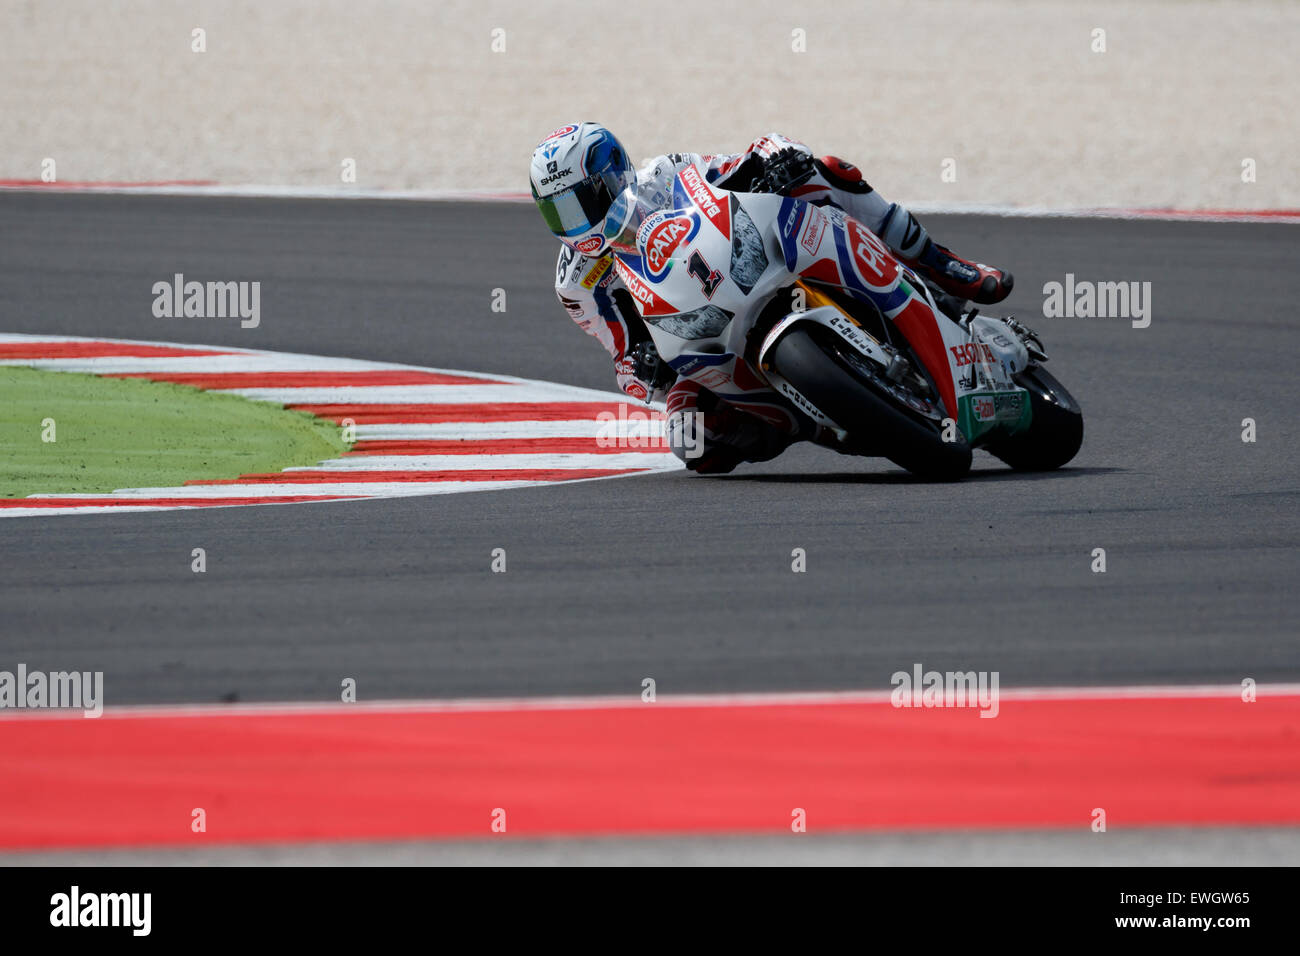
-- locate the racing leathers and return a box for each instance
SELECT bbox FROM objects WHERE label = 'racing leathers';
[552,133,1009,473]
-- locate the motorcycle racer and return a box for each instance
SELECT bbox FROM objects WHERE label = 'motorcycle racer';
[530,123,1017,473]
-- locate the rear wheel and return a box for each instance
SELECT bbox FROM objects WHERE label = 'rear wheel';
[984,365,1084,470]
[767,326,972,480]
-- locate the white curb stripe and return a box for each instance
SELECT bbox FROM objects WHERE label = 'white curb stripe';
[80,481,634,498]
[219,383,623,405]
[296,453,678,471]
[0,355,441,374]
[1,334,684,517]
[352,420,665,440]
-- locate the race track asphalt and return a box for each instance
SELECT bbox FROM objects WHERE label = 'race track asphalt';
[1,193,1297,706]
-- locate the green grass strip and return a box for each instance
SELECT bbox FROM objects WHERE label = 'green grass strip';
[0,366,350,498]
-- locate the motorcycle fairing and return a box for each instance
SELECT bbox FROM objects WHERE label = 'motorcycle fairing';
[773,196,1032,442]
[614,169,1033,445]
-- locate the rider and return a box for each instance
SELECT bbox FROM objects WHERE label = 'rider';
[530,123,1016,473]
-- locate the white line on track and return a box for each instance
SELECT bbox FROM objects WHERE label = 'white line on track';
[4,183,1298,223]
[3,683,1296,722]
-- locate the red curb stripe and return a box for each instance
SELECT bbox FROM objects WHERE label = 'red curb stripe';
[186,468,649,484]
[348,438,671,455]
[0,342,233,359]
[1,339,670,514]
[291,402,655,424]
[2,694,1295,849]
[1121,207,1300,219]
[106,370,499,388]
[0,495,362,509]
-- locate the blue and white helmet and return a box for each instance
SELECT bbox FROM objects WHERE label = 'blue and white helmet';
[530,123,635,256]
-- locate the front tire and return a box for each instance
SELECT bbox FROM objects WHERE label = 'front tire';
[984,365,1084,471]
[767,326,972,480]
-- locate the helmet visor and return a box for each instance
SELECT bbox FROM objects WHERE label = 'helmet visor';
[535,168,630,239]
[601,186,650,251]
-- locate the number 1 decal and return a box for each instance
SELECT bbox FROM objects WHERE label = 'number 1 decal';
[687,250,723,299]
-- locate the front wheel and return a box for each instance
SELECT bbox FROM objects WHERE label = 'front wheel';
[767,326,972,480]
[984,365,1084,470]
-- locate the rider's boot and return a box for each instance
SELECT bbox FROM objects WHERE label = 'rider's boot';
[666,381,797,474]
[876,203,1014,305]
[912,239,1014,305]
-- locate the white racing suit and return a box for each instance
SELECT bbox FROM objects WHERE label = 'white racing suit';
[553,133,933,473]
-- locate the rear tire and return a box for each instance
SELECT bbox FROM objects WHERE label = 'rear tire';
[984,365,1084,471]
[767,327,972,480]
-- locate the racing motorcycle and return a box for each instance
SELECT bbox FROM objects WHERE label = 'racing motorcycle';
[612,167,1083,479]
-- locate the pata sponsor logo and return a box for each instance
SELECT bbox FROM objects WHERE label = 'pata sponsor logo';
[644,215,693,276]
[1042,273,1152,328]
[152,273,260,329]
[890,662,1000,717]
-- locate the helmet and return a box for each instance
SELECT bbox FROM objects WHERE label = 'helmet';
[530,123,635,256]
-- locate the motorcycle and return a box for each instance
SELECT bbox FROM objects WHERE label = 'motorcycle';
[610,166,1083,479]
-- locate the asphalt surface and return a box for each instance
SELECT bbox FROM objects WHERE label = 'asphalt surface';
[1,193,1297,706]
